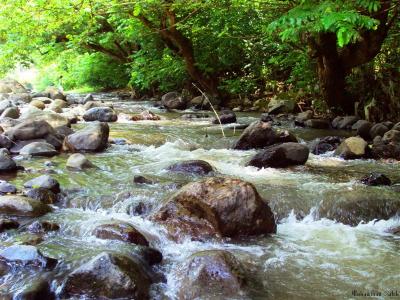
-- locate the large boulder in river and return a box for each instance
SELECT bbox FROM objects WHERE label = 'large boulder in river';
[5,120,54,141]
[354,120,373,140]
[178,250,246,300]
[161,92,186,110]
[19,142,58,157]
[0,79,27,93]
[334,137,368,159]
[0,195,51,217]
[63,122,109,152]
[248,142,309,168]
[60,252,152,299]
[66,153,95,170]
[83,107,118,122]
[151,177,276,241]
[93,222,149,246]
[166,160,214,175]
[233,121,277,150]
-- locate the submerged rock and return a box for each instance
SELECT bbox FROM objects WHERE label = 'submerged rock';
[93,222,149,246]
[178,250,246,300]
[233,121,278,150]
[152,177,276,241]
[24,175,60,194]
[360,173,391,186]
[0,195,52,217]
[166,160,214,175]
[27,220,60,233]
[66,153,95,170]
[248,142,309,168]
[63,122,109,152]
[60,252,152,299]
[334,137,368,159]
[317,192,400,226]
[83,107,118,122]
[133,175,154,185]
[0,245,57,268]
[294,110,313,125]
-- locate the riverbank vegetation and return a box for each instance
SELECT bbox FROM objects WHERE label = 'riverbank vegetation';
[0,0,399,119]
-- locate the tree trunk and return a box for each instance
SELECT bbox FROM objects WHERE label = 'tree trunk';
[316,54,350,113]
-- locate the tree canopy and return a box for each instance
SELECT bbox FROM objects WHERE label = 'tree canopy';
[0,0,399,118]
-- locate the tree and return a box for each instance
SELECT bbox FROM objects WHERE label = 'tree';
[270,0,399,113]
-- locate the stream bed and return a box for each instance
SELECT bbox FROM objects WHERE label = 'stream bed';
[1,96,399,299]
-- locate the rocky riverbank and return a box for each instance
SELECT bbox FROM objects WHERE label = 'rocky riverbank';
[0,82,399,299]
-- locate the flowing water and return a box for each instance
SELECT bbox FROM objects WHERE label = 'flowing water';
[1,95,399,299]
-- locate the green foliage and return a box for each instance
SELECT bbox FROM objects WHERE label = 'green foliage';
[269,0,380,47]
[130,49,187,93]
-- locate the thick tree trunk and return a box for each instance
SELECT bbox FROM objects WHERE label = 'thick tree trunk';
[137,11,221,102]
[316,54,350,113]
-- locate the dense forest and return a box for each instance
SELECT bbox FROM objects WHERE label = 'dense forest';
[1,0,399,120]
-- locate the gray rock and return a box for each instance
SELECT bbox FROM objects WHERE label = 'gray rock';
[178,250,246,300]
[66,153,95,170]
[0,245,56,268]
[0,181,17,194]
[0,150,17,172]
[19,142,58,157]
[23,175,60,194]
[5,120,54,141]
[233,121,297,150]
[369,123,389,139]
[63,122,109,152]
[161,92,186,110]
[304,119,330,129]
[60,252,152,299]
[248,142,309,168]
[0,107,19,119]
[83,107,117,122]
[336,116,359,130]
[0,195,51,217]
[167,160,214,175]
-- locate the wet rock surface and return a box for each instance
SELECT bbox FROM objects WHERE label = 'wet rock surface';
[178,250,246,300]
[63,122,109,152]
[248,142,309,168]
[166,160,214,175]
[93,222,149,246]
[0,195,52,217]
[152,177,276,241]
[60,252,152,299]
